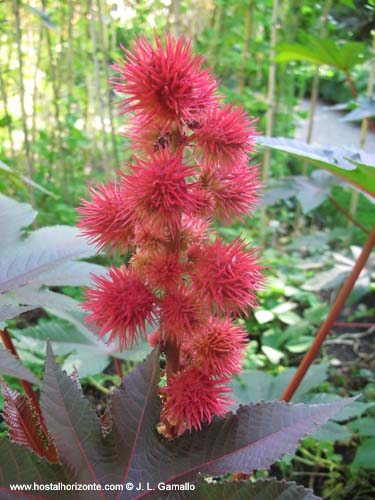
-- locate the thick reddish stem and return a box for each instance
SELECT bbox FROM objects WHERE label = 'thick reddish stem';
[334,321,375,328]
[281,224,375,402]
[165,339,180,381]
[113,357,123,379]
[0,328,43,421]
[163,339,181,439]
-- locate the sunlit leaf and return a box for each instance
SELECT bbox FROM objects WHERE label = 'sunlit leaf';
[276,38,369,71]
[257,137,375,198]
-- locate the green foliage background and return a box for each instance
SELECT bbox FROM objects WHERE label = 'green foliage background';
[0,1,374,498]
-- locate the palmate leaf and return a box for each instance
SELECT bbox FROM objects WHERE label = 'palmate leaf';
[0,440,69,500]
[1,382,58,463]
[0,194,105,322]
[10,316,151,378]
[168,478,319,499]
[0,345,40,385]
[0,194,36,251]
[257,137,375,198]
[0,194,151,375]
[0,346,354,499]
[260,171,341,213]
[275,37,369,71]
[341,98,375,122]
[0,225,104,294]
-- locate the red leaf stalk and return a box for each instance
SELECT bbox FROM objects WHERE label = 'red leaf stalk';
[281,223,375,402]
[0,328,58,461]
[0,328,42,418]
[113,357,123,379]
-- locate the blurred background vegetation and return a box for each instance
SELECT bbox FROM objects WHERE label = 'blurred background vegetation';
[0,1,374,498]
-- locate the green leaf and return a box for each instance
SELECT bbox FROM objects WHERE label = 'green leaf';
[254,309,275,324]
[231,364,328,405]
[262,346,284,364]
[285,336,313,354]
[11,318,151,378]
[302,394,373,422]
[276,38,369,71]
[303,304,329,326]
[23,5,58,30]
[312,421,351,442]
[277,310,301,325]
[342,98,375,122]
[347,417,375,437]
[257,137,375,198]
[0,160,57,198]
[351,438,375,470]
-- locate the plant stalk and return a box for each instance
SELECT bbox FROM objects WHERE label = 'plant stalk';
[328,196,369,234]
[0,328,43,421]
[238,0,254,95]
[280,223,375,402]
[12,0,35,207]
[88,0,110,174]
[260,0,279,243]
[165,339,180,382]
[334,322,375,328]
[113,357,123,379]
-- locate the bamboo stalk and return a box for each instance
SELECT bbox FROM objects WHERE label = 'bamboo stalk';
[41,0,64,187]
[238,0,254,95]
[172,0,181,37]
[280,223,375,402]
[0,65,17,166]
[96,0,119,170]
[208,2,223,67]
[260,0,279,242]
[31,28,44,165]
[88,0,110,174]
[12,0,35,207]
[294,0,332,232]
[67,0,75,114]
[304,0,331,151]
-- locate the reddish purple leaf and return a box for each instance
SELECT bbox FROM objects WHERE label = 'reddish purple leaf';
[160,478,320,499]
[0,440,69,499]
[1,382,58,463]
[0,345,354,499]
[0,345,40,385]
